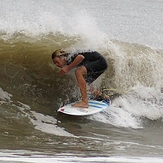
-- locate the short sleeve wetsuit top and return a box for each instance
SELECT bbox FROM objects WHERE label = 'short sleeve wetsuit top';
[65,51,108,84]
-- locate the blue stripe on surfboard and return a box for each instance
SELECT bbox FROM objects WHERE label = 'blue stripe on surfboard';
[89,104,103,109]
[89,100,108,105]
[89,101,108,107]
[88,101,108,110]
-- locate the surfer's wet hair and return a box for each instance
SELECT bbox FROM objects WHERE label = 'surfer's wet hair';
[51,49,69,59]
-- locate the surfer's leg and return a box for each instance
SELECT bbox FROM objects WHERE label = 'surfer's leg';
[72,66,88,108]
[89,84,109,100]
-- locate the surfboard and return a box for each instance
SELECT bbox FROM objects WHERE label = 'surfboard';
[57,100,110,116]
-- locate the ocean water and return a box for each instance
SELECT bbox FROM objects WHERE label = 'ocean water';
[0,0,163,162]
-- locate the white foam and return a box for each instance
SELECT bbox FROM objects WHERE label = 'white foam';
[125,85,163,120]
[90,84,163,128]
[17,102,74,137]
[0,87,12,102]
[90,104,142,129]
[30,111,75,137]
[0,151,163,163]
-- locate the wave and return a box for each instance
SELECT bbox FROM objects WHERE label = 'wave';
[0,33,163,131]
[0,0,163,134]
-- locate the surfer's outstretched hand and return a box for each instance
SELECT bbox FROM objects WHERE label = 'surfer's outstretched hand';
[59,66,69,75]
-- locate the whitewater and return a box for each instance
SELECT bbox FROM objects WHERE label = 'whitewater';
[0,0,163,162]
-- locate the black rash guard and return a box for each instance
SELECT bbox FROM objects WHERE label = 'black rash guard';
[65,51,108,84]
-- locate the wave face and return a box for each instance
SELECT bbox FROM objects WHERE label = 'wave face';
[1,0,163,161]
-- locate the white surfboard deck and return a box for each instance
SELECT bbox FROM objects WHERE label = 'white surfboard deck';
[57,100,110,116]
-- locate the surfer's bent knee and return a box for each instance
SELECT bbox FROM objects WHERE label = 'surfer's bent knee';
[75,66,87,76]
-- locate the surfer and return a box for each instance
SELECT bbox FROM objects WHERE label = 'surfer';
[52,49,109,108]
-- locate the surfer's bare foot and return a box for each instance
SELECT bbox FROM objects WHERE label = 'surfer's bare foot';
[72,101,88,108]
[103,94,110,100]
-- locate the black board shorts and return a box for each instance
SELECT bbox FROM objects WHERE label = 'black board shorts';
[80,52,108,84]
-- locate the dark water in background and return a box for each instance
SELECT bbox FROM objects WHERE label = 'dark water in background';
[1,0,163,162]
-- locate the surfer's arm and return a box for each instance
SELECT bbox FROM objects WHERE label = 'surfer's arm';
[60,55,84,74]
[67,54,84,70]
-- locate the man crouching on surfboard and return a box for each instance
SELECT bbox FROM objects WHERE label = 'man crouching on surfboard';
[52,49,109,108]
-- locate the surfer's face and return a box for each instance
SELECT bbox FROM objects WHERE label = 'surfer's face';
[52,57,66,68]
